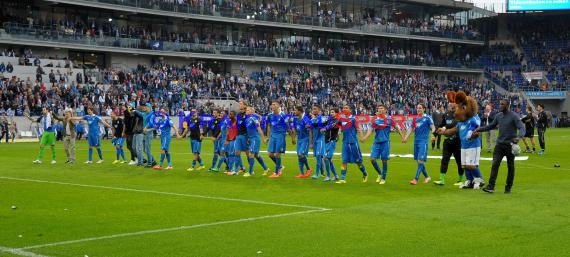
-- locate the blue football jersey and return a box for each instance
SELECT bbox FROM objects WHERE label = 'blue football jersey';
[458,115,482,149]
[414,114,434,143]
[372,115,392,143]
[83,115,102,136]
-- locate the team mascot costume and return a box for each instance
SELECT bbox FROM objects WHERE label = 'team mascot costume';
[438,91,485,189]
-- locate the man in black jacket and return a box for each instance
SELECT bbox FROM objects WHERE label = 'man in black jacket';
[434,103,464,186]
[536,104,548,155]
[123,104,137,165]
[474,99,525,194]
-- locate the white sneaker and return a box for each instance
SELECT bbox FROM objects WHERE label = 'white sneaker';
[84,160,93,164]
[243,172,252,177]
[473,178,483,190]
[32,159,42,164]
[96,160,104,164]
[51,160,56,164]
[379,179,386,185]
[128,160,137,165]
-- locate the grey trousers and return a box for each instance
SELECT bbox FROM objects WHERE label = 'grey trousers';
[63,135,76,161]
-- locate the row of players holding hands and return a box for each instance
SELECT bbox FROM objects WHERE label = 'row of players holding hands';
[29,98,493,189]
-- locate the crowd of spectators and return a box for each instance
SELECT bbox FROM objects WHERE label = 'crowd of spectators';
[2,18,479,69]
[1,55,498,121]
[89,0,480,40]
[506,17,570,89]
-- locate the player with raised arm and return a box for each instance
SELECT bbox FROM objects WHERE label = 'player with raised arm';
[28,107,57,164]
[70,107,112,164]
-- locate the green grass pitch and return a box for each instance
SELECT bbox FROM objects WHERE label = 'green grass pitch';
[1,129,569,257]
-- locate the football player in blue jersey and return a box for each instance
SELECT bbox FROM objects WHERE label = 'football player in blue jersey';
[335,105,368,184]
[212,110,230,172]
[360,104,400,184]
[402,103,435,185]
[244,106,269,177]
[265,101,294,178]
[144,108,181,170]
[323,107,340,181]
[310,105,327,179]
[293,106,312,178]
[71,107,112,164]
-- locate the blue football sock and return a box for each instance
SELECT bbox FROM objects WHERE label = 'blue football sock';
[330,161,338,177]
[237,157,244,170]
[324,158,331,177]
[269,155,277,164]
[160,153,165,166]
[330,160,338,177]
[97,148,103,160]
[248,157,255,174]
[275,157,282,173]
[465,169,474,181]
[359,164,367,176]
[420,163,429,178]
[382,163,388,179]
[166,153,172,166]
[473,166,482,178]
[116,149,120,160]
[192,160,196,167]
[211,154,219,169]
[198,157,203,166]
[340,169,347,179]
[227,157,234,172]
[372,161,381,175]
[255,155,268,170]
[298,156,305,174]
[120,149,126,161]
[216,156,225,169]
[415,164,423,180]
[88,148,93,161]
[316,156,323,176]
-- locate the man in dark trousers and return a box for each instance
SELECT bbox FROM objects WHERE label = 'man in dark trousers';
[434,103,464,186]
[536,104,548,155]
[123,104,136,165]
[431,105,444,150]
[473,99,525,194]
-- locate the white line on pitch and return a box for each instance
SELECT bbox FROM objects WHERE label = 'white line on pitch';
[0,246,52,257]
[18,209,327,251]
[38,146,529,161]
[0,176,330,211]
